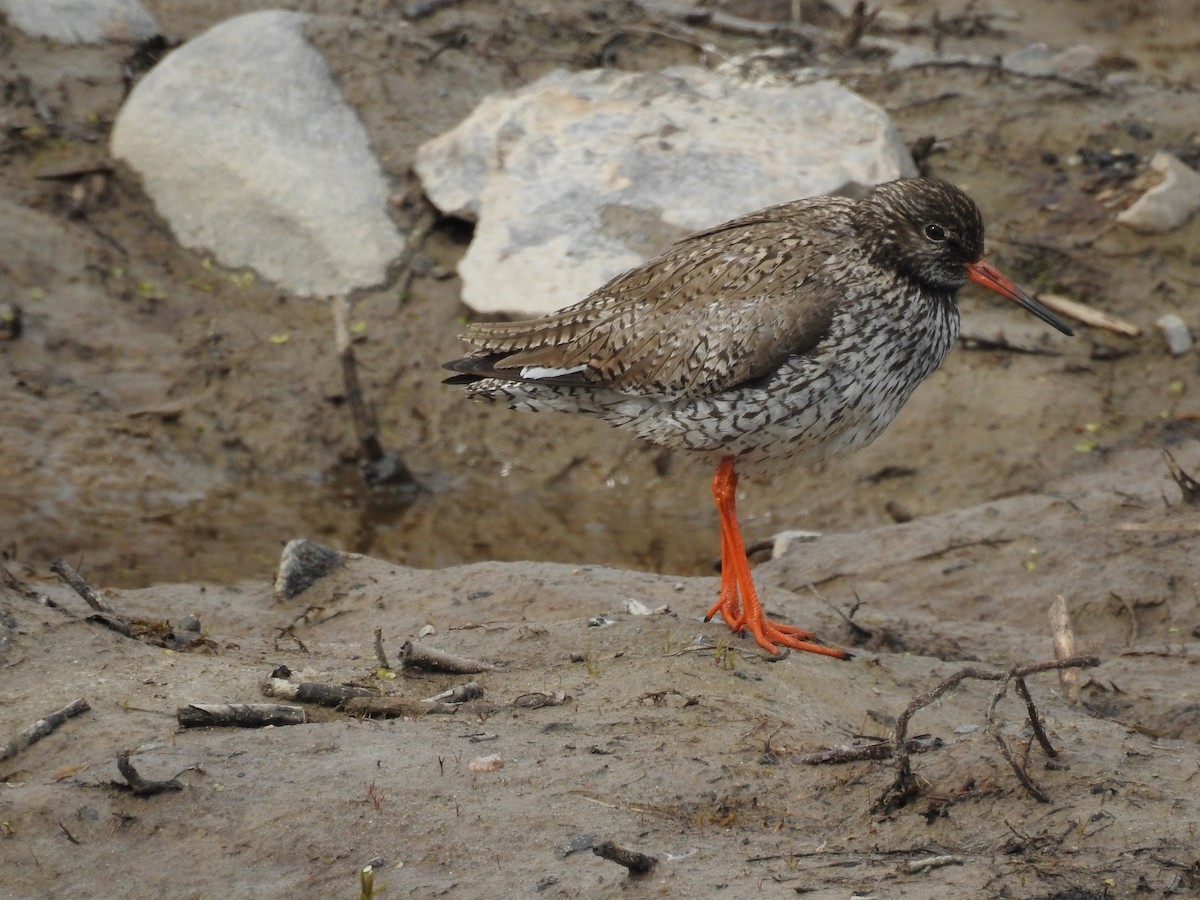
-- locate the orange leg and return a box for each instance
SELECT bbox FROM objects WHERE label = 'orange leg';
[703,456,848,659]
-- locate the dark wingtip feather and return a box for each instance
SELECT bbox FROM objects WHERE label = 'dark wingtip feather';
[442,354,509,384]
[442,372,482,386]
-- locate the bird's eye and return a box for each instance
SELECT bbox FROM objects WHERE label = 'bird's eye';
[923,223,947,243]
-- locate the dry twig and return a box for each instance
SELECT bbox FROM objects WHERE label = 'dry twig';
[114,753,183,797]
[593,840,656,875]
[374,626,392,670]
[49,559,132,636]
[1,698,91,764]
[176,703,306,728]
[1163,449,1200,505]
[1035,293,1141,336]
[794,734,942,765]
[261,677,377,708]
[333,296,416,488]
[1050,595,1080,703]
[878,655,1100,811]
[401,640,495,674]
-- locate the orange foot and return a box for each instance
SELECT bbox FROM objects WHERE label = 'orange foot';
[706,456,849,659]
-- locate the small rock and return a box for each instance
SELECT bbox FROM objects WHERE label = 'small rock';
[555,834,597,859]
[177,614,202,633]
[111,11,404,296]
[1116,152,1200,233]
[1002,43,1055,77]
[1052,45,1100,75]
[624,598,669,616]
[1156,314,1193,356]
[274,538,344,599]
[1126,121,1154,142]
[467,754,504,773]
[0,0,158,45]
[771,530,823,559]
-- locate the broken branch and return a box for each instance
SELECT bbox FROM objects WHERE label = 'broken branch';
[115,753,184,796]
[176,703,306,728]
[592,840,656,875]
[1,698,91,763]
[401,641,494,674]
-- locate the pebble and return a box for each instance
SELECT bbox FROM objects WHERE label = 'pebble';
[1156,314,1193,357]
[274,538,344,599]
[1117,151,1200,233]
[467,754,504,773]
[0,0,158,45]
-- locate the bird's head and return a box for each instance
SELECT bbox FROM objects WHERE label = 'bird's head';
[856,178,1073,335]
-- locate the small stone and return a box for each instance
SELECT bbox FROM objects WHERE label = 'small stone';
[0,0,158,45]
[1052,44,1099,75]
[177,614,202,633]
[1156,314,1193,356]
[274,538,343,599]
[1117,152,1200,233]
[771,530,823,559]
[467,754,504,773]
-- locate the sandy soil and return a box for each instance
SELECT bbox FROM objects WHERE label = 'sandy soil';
[3,1,1200,897]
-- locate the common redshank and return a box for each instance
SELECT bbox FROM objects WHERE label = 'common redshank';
[444,177,1072,658]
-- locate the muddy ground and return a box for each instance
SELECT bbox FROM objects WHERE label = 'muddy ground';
[3,1,1200,897]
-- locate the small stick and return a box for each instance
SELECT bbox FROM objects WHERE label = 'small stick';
[49,559,117,614]
[986,676,1050,803]
[794,734,942,765]
[1163,448,1200,505]
[401,641,494,674]
[176,703,306,728]
[1013,676,1057,759]
[424,681,484,703]
[333,296,416,488]
[403,0,464,19]
[261,678,377,708]
[511,691,569,709]
[1050,595,1080,704]
[592,840,656,875]
[1,698,91,763]
[881,656,1100,809]
[1034,292,1141,336]
[904,855,962,875]
[115,753,183,796]
[343,696,468,717]
[374,627,391,670]
[890,666,988,788]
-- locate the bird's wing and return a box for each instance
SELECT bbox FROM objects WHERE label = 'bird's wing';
[453,201,849,399]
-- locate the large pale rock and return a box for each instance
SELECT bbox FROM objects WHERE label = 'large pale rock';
[416,67,916,316]
[111,10,404,297]
[0,0,158,44]
[1117,151,1200,234]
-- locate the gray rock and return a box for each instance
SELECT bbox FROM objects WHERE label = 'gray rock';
[111,10,404,297]
[1002,43,1099,77]
[1117,151,1200,234]
[1156,313,1193,356]
[0,0,158,45]
[275,538,344,600]
[416,67,915,316]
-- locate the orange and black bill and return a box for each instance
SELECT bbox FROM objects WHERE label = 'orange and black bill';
[966,259,1074,336]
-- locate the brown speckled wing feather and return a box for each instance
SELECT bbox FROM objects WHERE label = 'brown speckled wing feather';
[458,199,850,399]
